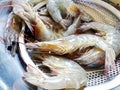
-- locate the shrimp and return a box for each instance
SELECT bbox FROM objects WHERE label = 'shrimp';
[26,34,116,72]
[80,22,120,56]
[75,22,120,69]
[11,0,53,41]
[46,0,80,29]
[23,54,87,89]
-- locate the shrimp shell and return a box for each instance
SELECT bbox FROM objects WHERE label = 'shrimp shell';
[23,55,87,89]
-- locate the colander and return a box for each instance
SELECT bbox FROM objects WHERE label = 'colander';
[18,0,120,90]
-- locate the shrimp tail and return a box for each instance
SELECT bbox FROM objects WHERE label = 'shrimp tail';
[105,48,116,73]
[96,39,116,73]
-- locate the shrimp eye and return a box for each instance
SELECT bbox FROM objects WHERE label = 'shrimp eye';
[38,65,52,74]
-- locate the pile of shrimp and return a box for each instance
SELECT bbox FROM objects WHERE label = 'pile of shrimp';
[1,0,120,89]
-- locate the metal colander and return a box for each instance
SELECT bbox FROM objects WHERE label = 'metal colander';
[87,59,120,87]
[18,0,120,90]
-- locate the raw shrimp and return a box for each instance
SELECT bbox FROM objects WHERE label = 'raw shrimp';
[23,54,87,89]
[75,22,120,69]
[80,22,120,56]
[26,34,116,72]
[46,0,80,29]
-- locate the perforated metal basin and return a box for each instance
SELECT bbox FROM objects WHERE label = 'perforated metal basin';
[85,59,120,90]
[19,0,120,90]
